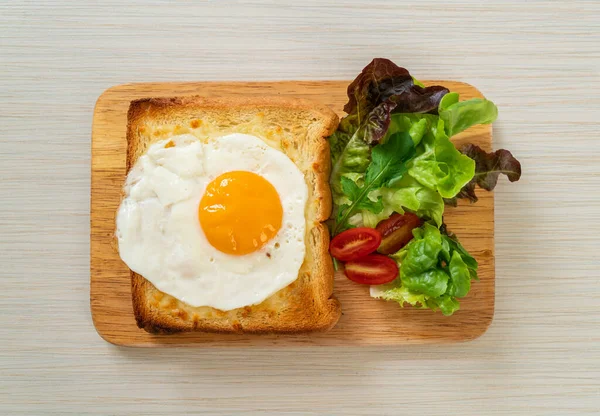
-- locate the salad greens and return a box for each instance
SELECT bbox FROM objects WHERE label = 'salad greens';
[445,144,522,205]
[372,223,478,316]
[405,116,476,199]
[438,92,499,137]
[334,132,415,234]
[329,58,522,316]
[362,177,444,228]
[342,58,448,120]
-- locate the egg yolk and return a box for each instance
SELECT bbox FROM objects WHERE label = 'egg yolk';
[199,171,283,255]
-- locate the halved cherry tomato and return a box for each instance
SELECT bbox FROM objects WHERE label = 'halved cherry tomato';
[376,212,422,254]
[344,254,399,285]
[329,227,382,261]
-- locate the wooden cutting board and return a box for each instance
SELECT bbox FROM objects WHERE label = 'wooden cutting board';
[91,80,494,347]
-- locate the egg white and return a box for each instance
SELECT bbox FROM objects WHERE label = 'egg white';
[116,133,307,310]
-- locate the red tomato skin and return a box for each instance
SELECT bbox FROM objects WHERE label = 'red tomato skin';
[344,254,399,285]
[376,212,423,254]
[329,227,382,261]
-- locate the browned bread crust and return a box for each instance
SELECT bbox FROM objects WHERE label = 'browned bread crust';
[124,95,341,334]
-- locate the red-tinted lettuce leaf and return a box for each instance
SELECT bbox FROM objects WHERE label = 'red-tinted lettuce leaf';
[389,86,448,114]
[361,99,397,144]
[343,58,449,120]
[445,144,522,205]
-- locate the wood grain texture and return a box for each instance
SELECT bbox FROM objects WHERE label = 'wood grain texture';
[91,80,493,346]
[1,0,599,414]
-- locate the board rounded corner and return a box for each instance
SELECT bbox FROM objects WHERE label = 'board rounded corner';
[466,308,495,343]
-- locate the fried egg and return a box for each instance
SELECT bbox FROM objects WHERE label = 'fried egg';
[116,133,307,311]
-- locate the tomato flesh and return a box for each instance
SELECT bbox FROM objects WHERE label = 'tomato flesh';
[329,227,382,261]
[344,254,399,285]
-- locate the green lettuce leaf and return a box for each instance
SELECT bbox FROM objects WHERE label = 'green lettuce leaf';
[339,176,384,215]
[439,92,498,137]
[428,296,460,316]
[439,223,478,280]
[399,223,443,278]
[384,113,437,146]
[407,117,476,198]
[329,128,371,205]
[448,251,471,297]
[345,113,447,229]
[333,132,415,234]
[371,222,478,316]
[370,282,428,309]
[357,176,445,228]
[402,268,449,297]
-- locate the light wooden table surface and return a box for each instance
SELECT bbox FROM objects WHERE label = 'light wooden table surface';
[1,1,599,415]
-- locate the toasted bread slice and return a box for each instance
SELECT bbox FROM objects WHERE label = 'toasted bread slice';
[124,95,341,334]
